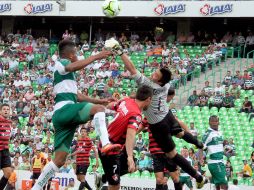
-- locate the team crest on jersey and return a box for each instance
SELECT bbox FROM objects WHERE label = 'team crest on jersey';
[112,174,119,181]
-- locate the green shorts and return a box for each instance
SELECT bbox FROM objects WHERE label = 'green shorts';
[208,162,228,186]
[52,102,93,153]
[180,176,193,188]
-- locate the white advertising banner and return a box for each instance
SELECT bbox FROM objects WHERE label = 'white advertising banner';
[1,170,254,190]
[0,1,254,17]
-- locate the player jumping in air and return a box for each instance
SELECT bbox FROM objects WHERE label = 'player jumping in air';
[0,104,12,190]
[32,40,121,190]
[98,85,153,190]
[105,38,207,189]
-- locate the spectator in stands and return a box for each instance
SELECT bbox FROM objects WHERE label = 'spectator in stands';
[229,82,240,99]
[225,160,233,182]
[203,81,213,97]
[238,160,252,179]
[214,82,224,95]
[240,97,253,113]
[224,138,236,158]
[64,179,75,190]
[243,73,253,90]
[188,90,199,106]
[189,122,198,139]
[222,92,234,108]
[198,90,209,107]
[136,151,153,173]
[210,91,223,109]
[245,32,254,57]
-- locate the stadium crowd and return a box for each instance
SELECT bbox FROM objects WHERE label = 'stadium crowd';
[0,29,254,189]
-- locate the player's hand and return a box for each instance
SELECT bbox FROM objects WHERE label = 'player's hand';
[100,97,117,105]
[95,50,112,60]
[127,157,135,173]
[104,38,123,56]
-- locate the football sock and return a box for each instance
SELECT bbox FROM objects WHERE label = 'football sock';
[182,132,203,149]
[79,182,86,190]
[84,181,92,190]
[155,184,164,190]
[31,161,59,190]
[173,182,182,190]
[0,176,8,189]
[94,112,110,146]
[171,153,203,183]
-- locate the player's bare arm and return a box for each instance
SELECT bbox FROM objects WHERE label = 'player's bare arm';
[77,92,113,105]
[125,128,136,173]
[65,50,112,72]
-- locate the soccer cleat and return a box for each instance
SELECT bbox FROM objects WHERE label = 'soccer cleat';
[196,176,208,189]
[101,143,122,155]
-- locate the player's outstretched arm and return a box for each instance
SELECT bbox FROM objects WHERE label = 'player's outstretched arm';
[176,118,190,133]
[77,92,113,105]
[120,53,138,75]
[65,50,112,72]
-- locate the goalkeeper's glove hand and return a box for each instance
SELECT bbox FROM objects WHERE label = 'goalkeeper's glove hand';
[104,38,123,56]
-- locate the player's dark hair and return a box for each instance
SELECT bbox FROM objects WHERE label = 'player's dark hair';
[0,103,9,110]
[168,89,175,96]
[58,40,76,58]
[209,115,219,122]
[233,179,238,185]
[136,85,153,101]
[159,68,172,86]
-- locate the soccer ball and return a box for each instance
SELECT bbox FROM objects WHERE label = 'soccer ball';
[102,0,121,18]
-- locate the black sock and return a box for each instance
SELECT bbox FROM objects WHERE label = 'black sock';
[0,176,8,190]
[47,183,51,190]
[173,182,182,190]
[79,182,86,190]
[163,184,169,190]
[102,174,107,183]
[84,181,92,190]
[156,184,164,190]
[182,132,203,149]
[172,153,203,183]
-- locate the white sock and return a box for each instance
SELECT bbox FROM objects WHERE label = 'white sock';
[32,161,59,190]
[94,112,110,147]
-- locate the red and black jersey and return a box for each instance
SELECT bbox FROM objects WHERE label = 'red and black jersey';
[76,136,93,166]
[142,117,164,155]
[107,98,142,145]
[0,115,12,151]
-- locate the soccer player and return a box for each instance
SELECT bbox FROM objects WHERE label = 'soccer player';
[202,115,228,190]
[32,40,120,190]
[140,117,182,190]
[71,127,99,190]
[0,104,12,190]
[105,39,207,188]
[98,85,153,190]
[179,147,194,190]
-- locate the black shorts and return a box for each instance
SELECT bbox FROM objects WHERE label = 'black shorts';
[31,173,41,180]
[149,111,183,153]
[0,149,11,169]
[76,164,89,175]
[152,154,177,173]
[99,149,134,186]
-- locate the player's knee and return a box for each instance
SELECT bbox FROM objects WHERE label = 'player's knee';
[90,105,105,116]
[166,149,177,159]
[170,172,179,183]
[108,184,120,190]
[176,131,184,138]
[156,176,164,185]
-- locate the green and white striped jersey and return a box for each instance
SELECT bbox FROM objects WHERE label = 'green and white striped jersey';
[202,128,224,164]
[53,59,77,112]
[180,157,193,177]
